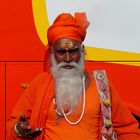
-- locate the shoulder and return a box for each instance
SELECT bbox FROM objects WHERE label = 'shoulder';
[28,71,53,90]
[32,71,52,82]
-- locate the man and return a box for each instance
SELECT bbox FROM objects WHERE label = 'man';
[6,12,140,140]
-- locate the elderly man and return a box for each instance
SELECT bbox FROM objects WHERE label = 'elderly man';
[6,13,140,140]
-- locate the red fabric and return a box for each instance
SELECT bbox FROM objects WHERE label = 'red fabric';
[6,69,140,140]
[47,13,89,47]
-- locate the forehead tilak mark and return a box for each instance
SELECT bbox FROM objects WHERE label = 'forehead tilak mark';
[60,41,74,49]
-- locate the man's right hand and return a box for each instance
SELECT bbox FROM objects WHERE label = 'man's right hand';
[15,113,42,138]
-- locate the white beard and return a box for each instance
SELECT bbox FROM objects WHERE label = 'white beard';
[50,53,84,115]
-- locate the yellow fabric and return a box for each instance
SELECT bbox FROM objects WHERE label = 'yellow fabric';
[43,73,100,140]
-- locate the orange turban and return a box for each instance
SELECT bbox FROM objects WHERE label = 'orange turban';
[47,12,89,46]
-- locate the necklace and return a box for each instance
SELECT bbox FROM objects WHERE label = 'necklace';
[54,75,86,125]
[53,99,72,116]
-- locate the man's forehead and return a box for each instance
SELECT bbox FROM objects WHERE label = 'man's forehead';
[53,38,81,49]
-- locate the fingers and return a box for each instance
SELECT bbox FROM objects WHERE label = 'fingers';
[25,128,42,138]
[16,113,30,136]
[19,123,31,131]
[18,114,29,130]
[18,113,30,130]
[19,113,27,122]
[15,113,42,138]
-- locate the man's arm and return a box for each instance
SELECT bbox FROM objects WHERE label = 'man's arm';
[110,85,140,140]
[6,72,48,139]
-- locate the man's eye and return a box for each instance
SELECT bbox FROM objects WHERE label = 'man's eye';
[56,50,66,55]
[69,48,79,53]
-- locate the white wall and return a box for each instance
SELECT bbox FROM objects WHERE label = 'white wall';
[46,0,140,53]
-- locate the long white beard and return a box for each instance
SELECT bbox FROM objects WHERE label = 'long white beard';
[50,53,84,115]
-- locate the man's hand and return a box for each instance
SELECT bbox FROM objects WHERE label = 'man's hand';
[15,113,42,138]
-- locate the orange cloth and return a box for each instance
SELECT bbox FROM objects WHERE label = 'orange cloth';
[43,74,100,140]
[47,13,89,46]
[6,69,140,140]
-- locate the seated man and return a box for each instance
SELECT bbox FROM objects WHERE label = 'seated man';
[6,12,140,140]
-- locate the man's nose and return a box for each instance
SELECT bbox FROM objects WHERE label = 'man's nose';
[65,51,71,63]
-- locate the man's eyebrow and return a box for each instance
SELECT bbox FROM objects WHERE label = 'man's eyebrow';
[69,47,80,51]
[55,48,65,51]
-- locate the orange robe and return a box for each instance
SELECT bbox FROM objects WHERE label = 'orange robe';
[6,69,140,140]
[43,73,100,140]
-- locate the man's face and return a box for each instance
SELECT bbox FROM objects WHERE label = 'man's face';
[51,38,82,69]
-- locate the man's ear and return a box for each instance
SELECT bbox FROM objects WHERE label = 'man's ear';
[49,47,53,53]
[81,44,86,55]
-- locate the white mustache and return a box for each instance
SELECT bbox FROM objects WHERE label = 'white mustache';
[57,62,79,69]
